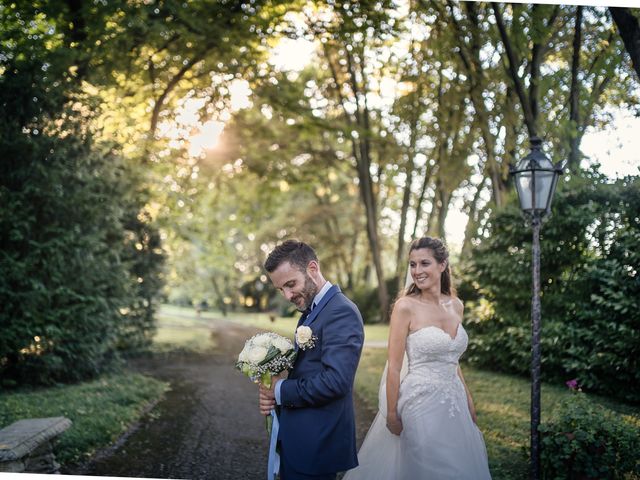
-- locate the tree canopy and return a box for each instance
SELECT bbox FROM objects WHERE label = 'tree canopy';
[1,1,638,392]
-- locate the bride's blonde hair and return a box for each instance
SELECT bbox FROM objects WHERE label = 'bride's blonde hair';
[404,237,455,297]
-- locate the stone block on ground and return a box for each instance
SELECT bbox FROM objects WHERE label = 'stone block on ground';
[0,416,72,474]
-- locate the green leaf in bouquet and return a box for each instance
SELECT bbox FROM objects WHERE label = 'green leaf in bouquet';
[286,350,297,363]
[261,371,272,388]
[259,345,281,366]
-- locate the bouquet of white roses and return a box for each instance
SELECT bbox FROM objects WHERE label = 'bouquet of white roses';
[236,332,297,433]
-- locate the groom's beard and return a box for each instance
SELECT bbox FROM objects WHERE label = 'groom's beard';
[293,274,318,312]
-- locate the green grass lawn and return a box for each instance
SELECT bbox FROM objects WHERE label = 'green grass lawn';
[154,306,220,353]
[198,305,640,477]
[159,304,392,341]
[0,305,220,469]
[0,373,169,466]
[153,304,299,352]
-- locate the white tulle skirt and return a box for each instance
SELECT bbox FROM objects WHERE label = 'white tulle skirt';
[344,359,491,480]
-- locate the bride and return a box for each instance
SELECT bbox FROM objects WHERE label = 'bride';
[345,237,491,479]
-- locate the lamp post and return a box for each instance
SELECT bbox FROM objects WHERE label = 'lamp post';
[509,136,563,480]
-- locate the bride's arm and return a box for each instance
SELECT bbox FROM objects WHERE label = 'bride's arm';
[386,298,410,435]
[457,366,478,424]
[452,297,479,424]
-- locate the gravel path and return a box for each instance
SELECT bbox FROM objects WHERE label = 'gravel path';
[68,319,376,480]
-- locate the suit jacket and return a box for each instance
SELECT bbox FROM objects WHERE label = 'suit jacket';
[278,284,364,476]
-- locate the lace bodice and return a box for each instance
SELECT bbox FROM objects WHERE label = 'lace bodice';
[397,324,468,417]
[406,324,466,374]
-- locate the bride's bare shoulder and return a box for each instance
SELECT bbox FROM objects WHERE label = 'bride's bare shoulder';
[392,295,418,316]
[448,296,464,317]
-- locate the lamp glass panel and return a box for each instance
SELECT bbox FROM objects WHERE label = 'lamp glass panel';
[532,169,554,210]
[546,171,559,211]
[514,154,557,212]
[515,171,533,210]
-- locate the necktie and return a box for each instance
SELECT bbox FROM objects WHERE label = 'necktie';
[297,303,314,327]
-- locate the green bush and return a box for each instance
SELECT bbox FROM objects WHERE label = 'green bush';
[0,7,164,386]
[540,392,640,479]
[462,170,640,402]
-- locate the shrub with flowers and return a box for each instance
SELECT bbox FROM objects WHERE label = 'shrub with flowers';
[539,380,640,479]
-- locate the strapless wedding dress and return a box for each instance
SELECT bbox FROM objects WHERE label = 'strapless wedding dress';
[345,324,491,479]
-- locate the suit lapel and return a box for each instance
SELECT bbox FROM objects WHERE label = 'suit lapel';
[302,284,341,327]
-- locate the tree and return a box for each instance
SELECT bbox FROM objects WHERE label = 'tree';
[430,0,511,208]
[389,7,472,283]
[302,0,399,319]
[610,7,640,81]
[490,3,637,171]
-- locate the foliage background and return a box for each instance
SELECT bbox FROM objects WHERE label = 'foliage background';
[1,1,638,408]
[462,171,640,402]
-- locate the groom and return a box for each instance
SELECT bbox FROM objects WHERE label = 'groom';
[259,239,365,480]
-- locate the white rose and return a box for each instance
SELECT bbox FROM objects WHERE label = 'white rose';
[252,334,272,348]
[238,346,250,363]
[247,345,269,364]
[273,336,293,353]
[296,326,313,345]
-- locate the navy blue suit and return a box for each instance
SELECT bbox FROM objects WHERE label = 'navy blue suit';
[278,285,364,479]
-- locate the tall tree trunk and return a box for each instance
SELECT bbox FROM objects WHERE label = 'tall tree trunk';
[320,41,390,320]
[354,138,389,320]
[396,149,415,291]
[568,6,584,171]
[445,0,507,206]
[411,164,434,239]
[426,70,447,238]
[396,82,422,291]
[347,51,390,321]
[436,186,451,241]
[492,2,538,138]
[210,275,228,316]
[502,86,519,173]
[493,2,561,144]
[610,7,640,81]
[460,177,488,258]
[426,189,439,236]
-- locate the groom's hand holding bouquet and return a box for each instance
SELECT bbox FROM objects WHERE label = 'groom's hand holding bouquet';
[236,332,296,434]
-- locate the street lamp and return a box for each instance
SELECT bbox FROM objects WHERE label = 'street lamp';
[509,136,563,480]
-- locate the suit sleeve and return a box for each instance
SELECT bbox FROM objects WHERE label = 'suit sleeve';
[280,301,364,408]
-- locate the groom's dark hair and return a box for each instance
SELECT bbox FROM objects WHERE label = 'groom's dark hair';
[264,239,318,273]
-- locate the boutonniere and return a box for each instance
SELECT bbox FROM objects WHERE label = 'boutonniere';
[295,326,317,350]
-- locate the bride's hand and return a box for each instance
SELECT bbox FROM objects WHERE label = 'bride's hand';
[470,410,478,424]
[386,415,403,435]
